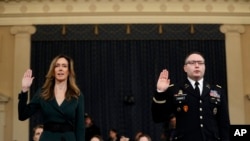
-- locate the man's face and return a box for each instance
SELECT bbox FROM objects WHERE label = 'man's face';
[184,53,205,81]
[85,117,92,127]
[109,130,117,138]
[33,128,43,141]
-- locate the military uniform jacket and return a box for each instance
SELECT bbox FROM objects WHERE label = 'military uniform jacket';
[152,79,230,141]
[18,88,85,141]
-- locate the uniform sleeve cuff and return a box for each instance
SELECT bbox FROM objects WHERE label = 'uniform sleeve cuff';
[153,90,167,103]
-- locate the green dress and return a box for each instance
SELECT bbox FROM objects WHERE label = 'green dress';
[18,88,85,141]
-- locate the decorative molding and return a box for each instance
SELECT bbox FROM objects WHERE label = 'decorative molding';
[10,26,36,35]
[220,24,245,34]
[0,93,9,103]
[0,0,250,25]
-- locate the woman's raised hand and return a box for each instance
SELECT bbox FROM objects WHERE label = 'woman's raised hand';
[21,69,34,93]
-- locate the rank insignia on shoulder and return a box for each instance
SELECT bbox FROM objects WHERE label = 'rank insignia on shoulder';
[216,85,222,88]
[184,84,189,89]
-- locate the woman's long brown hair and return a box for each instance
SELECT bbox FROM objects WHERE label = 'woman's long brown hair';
[41,54,80,100]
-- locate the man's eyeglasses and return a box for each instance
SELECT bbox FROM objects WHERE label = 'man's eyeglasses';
[185,60,205,65]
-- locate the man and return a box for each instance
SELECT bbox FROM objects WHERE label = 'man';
[33,124,43,141]
[152,52,230,141]
[85,113,101,141]
[161,114,176,141]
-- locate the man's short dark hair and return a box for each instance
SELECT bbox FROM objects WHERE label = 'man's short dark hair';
[184,51,205,64]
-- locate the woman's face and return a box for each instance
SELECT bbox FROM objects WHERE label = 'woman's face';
[54,57,69,82]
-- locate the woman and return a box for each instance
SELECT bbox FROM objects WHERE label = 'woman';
[18,54,84,141]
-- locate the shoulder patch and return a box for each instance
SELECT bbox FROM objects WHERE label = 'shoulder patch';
[216,85,222,88]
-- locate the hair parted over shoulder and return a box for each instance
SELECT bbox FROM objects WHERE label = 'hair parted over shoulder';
[41,54,80,100]
[184,51,205,64]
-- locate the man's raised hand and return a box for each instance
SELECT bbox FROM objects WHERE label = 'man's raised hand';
[156,69,170,92]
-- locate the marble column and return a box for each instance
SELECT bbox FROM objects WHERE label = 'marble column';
[220,24,245,124]
[10,26,36,141]
[0,93,9,141]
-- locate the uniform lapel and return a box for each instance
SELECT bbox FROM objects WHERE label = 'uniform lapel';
[201,81,211,99]
[181,79,200,98]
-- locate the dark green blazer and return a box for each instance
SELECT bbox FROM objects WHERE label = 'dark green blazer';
[18,88,85,141]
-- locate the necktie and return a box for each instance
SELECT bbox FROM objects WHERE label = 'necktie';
[195,81,200,95]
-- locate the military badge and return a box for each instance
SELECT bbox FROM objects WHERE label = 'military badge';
[178,90,183,95]
[177,107,181,112]
[183,105,188,112]
[213,107,217,115]
[210,90,220,98]
[174,93,187,102]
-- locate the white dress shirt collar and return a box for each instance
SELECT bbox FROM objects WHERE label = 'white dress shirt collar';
[187,77,204,95]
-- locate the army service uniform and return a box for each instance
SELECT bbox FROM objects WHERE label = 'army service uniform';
[152,79,230,141]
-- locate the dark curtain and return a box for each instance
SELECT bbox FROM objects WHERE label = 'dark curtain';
[30,39,227,141]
